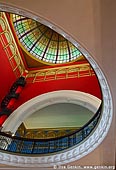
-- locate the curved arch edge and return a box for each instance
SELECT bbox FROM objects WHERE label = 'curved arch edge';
[0,4,113,168]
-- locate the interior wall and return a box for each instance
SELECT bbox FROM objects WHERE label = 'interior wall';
[14,76,101,110]
[24,103,94,129]
[0,0,115,166]
[0,41,16,104]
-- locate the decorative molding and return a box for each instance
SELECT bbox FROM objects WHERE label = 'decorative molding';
[0,12,25,77]
[16,123,80,139]
[2,91,101,133]
[27,63,95,83]
[0,4,113,168]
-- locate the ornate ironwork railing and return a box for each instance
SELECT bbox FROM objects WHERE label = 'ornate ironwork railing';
[0,102,102,155]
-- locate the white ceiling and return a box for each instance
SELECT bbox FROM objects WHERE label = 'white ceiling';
[24,103,94,129]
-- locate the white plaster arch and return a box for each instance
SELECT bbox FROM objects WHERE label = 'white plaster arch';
[0,4,113,168]
[1,90,101,133]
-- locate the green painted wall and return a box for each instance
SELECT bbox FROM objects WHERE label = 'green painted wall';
[24,103,94,129]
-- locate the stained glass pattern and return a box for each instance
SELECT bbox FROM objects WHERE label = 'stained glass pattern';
[12,14,82,64]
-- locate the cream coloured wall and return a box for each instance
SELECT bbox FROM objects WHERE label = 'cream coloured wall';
[0,0,115,167]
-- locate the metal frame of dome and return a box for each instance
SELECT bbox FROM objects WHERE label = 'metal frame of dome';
[11,14,82,64]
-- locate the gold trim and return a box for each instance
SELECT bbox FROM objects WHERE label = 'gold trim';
[0,12,95,83]
[26,63,95,83]
[16,123,80,139]
[0,12,25,77]
[29,63,90,73]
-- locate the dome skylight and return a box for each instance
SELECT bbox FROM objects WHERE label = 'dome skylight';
[12,14,82,64]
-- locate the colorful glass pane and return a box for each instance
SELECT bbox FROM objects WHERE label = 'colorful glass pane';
[12,14,82,64]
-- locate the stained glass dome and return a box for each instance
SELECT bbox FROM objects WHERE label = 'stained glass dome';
[12,14,82,64]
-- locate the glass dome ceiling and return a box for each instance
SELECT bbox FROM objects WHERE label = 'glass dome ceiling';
[12,14,82,64]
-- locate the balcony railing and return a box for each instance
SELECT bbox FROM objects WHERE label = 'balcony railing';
[0,102,102,155]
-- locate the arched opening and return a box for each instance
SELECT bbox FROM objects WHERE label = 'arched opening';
[0,4,113,167]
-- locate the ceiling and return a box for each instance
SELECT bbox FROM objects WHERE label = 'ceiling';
[11,14,83,65]
[0,0,115,167]
[0,11,102,133]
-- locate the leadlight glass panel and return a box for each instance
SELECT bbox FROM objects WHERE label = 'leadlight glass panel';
[12,14,82,64]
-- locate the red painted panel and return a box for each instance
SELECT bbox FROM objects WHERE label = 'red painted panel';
[0,115,8,126]
[0,43,16,103]
[14,75,102,110]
